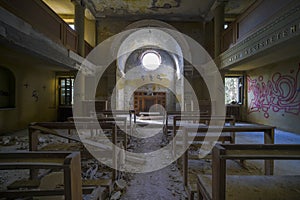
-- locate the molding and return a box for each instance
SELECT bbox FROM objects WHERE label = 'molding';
[220,3,300,69]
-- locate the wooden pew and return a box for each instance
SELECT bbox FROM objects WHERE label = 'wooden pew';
[68,116,128,149]
[94,109,136,136]
[0,151,105,200]
[28,122,119,186]
[197,144,300,200]
[164,111,209,137]
[172,115,236,157]
[181,124,275,200]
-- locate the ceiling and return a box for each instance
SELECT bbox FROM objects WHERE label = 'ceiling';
[43,0,256,22]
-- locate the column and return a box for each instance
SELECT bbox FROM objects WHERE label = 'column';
[213,2,225,58]
[199,21,206,48]
[72,0,85,57]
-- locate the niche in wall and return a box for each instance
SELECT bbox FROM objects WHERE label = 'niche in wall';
[0,66,15,108]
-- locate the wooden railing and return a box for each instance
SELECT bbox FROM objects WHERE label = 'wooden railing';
[85,41,93,57]
[0,0,93,57]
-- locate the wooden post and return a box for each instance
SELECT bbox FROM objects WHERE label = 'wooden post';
[112,125,117,181]
[182,127,188,187]
[229,115,236,144]
[28,126,39,179]
[264,128,275,175]
[172,117,177,157]
[212,145,226,200]
[64,152,82,200]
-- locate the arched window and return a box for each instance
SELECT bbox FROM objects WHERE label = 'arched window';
[0,66,15,108]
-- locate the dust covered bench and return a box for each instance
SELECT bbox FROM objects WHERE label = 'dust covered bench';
[197,144,300,200]
[180,124,275,199]
[0,151,106,200]
[172,115,236,157]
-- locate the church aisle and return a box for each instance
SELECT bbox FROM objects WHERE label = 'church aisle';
[121,127,187,200]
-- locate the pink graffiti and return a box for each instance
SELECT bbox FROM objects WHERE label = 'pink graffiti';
[247,65,300,118]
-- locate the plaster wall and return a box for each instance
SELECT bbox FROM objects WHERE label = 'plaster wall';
[0,64,56,134]
[247,57,300,133]
[115,48,180,111]
[96,19,205,46]
[96,19,209,105]
[85,17,96,46]
[238,0,294,40]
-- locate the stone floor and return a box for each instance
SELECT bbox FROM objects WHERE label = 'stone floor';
[120,127,187,200]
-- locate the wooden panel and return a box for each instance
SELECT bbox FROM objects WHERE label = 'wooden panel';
[85,42,93,57]
[226,105,241,121]
[222,25,236,52]
[0,0,82,54]
[65,26,78,52]
[134,91,166,113]
[1,0,63,44]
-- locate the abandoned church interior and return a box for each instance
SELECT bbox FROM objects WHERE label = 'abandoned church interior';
[0,0,300,199]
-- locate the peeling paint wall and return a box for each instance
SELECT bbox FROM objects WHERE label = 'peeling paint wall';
[97,19,131,43]
[95,19,212,109]
[115,48,180,111]
[247,57,300,133]
[96,19,205,45]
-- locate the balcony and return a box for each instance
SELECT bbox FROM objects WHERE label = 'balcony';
[219,1,300,70]
[0,0,92,58]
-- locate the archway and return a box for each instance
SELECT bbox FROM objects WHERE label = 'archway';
[0,66,15,108]
[114,20,190,112]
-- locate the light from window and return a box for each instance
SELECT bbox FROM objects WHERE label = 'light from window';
[59,77,74,105]
[142,51,161,70]
[225,76,243,104]
[69,24,75,30]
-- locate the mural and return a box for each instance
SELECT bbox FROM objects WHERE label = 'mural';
[247,64,300,118]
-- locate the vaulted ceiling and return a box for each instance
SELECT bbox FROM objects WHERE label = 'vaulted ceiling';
[43,0,256,22]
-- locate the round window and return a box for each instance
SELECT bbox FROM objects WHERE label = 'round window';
[142,51,161,70]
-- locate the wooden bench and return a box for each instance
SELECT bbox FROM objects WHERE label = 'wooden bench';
[68,116,129,149]
[28,122,146,182]
[94,109,136,136]
[181,124,275,200]
[197,144,300,200]
[0,151,106,200]
[164,111,209,137]
[95,109,136,124]
[172,115,236,157]
[28,122,119,183]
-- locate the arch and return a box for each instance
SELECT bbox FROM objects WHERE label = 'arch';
[0,66,15,108]
[117,27,184,79]
[114,19,191,80]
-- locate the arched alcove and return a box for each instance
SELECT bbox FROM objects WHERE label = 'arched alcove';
[0,66,15,108]
[114,20,190,112]
[118,47,178,112]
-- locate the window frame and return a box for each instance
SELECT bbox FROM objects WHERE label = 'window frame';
[224,75,244,105]
[58,77,74,106]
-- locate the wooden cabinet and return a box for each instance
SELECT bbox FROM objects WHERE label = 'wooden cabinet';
[134,92,166,113]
